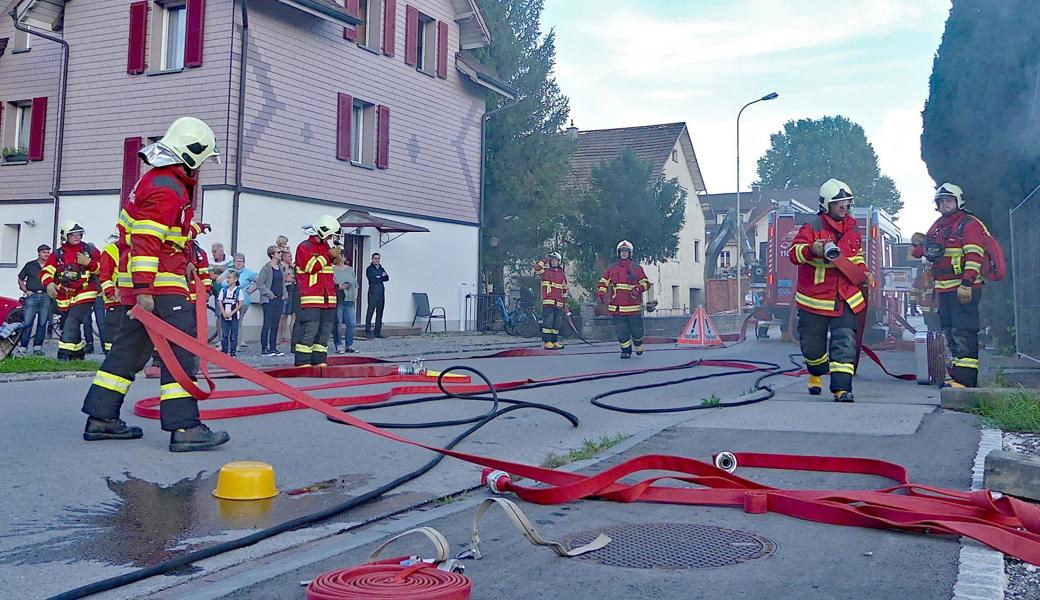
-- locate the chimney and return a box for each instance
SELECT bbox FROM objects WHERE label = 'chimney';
[566,119,579,140]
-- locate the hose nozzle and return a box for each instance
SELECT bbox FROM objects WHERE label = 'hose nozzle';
[714,452,737,473]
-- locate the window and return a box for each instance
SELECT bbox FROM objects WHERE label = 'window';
[718,250,731,269]
[12,26,31,52]
[356,0,383,51]
[694,240,701,263]
[2,101,32,155]
[351,99,376,166]
[671,285,680,308]
[147,1,187,72]
[1,224,19,266]
[415,13,435,74]
[671,148,678,163]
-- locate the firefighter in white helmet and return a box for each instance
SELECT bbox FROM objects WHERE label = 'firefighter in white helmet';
[597,241,651,358]
[40,219,102,361]
[293,215,341,366]
[82,117,230,452]
[534,251,568,350]
[788,179,872,402]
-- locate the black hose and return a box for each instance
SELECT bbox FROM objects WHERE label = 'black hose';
[48,367,577,600]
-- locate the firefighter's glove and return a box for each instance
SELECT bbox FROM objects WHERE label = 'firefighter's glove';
[811,240,825,257]
[329,246,343,259]
[957,284,973,304]
[186,262,198,281]
[46,283,58,299]
[199,223,212,234]
[133,293,155,318]
[630,289,642,300]
[911,232,926,247]
[864,272,876,288]
[76,252,92,266]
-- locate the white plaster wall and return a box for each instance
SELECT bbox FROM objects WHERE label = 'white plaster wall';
[0,202,56,299]
[58,195,122,243]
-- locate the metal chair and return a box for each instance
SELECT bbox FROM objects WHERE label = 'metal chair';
[411,292,447,333]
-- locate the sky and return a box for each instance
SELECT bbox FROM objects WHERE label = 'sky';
[540,0,952,237]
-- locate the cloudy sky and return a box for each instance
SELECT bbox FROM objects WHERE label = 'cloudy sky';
[541,0,952,236]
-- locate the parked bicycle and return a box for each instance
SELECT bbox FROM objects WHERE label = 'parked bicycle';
[496,296,540,338]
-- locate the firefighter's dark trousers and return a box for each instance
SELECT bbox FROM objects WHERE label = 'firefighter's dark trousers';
[293,306,335,366]
[82,295,201,431]
[102,305,127,353]
[612,313,645,355]
[938,287,980,387]
[797,304,858,393]
[58,302,92,361]
[542,305,563,344]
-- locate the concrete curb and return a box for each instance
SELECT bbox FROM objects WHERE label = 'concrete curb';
[941,387,1040,411]
[984,449,1040,501]
[0,370,96,383]
[951,428,1006,600]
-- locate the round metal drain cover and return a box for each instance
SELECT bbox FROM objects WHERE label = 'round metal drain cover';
[562,522,776,569]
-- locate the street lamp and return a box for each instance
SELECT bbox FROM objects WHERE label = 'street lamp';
[735,91,779,316]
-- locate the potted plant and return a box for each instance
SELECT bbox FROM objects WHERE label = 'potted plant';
[2,146,28,163]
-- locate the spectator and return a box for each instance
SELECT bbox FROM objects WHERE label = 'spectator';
[280,248,297,344]
[365,252,389,338]
[276,235,290,253]
[255,245,288,356]
[218,253,257,350]
[15,244,53,357]
[209,242,233,299]
[218,270,243,357]
[332,253,358,353]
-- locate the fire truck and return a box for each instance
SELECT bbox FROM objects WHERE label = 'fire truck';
[759,203,901,341]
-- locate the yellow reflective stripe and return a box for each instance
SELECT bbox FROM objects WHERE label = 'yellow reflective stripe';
[963,261,982,272]
[638,279,650,287]
[299,295,325,302]
[311,344,328,352]
[72,291,99,303]
[93,370,133,394]
[321,266,334,274]
[103,342,113,351]
[153,274,189,290]
[805,353,829,367]
[101,280,115,291]
[953,357,979,369]
[58,340,87,351]
[846,291,865,311]
[943,248,964,257]
[160,382,192,401]
[847,255,865,265]
[813,266,827,285]
[129,256,159,272]
[808,258,833,268]
[56,298,70,309]
[830,361,855,375]
[118,209,134,228]
[129,220,170,239]
[619,339,632,348]
[542,328,554,334]
[613,283,635,290]
[611,304,642,313]
[116,273,133,287]
[934,279,961,290]
[962,244,985,255]
[795,293,835,311]
[295,344,313,353]
[166,234,189,249]
[41,265,56,275]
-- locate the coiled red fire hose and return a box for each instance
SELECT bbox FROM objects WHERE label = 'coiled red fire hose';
[306,561,470,600]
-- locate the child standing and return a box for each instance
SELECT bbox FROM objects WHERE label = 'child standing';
[219,270,243,357]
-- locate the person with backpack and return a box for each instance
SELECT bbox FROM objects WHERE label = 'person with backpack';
[910,183,1005,388]
[788,179,873,403]
[597,240,651,359]
[40,219,102,361]
[218,270,244,357]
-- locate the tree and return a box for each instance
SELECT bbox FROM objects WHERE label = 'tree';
[565,150,687,293]
[476,0,575,292]
[755,116,903,216]
[921,0,1040,351]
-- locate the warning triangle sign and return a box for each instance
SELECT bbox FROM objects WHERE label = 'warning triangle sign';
[678,305,724,347]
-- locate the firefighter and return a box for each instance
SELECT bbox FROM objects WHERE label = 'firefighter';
[293,215,341,367]
[98,232,124,354]
[40,219,102,361]
[535,252,568,350]
[186,237,213,304]
[789,179,872,402]
[81,117,229,452]
[910,183,989,387]
[597,240,651,358]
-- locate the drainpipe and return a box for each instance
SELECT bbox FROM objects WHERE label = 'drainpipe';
[477,96,518,293]
[230,0,249,254]
[9,8,69,247]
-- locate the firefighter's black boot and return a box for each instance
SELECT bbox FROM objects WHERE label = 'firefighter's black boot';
[833,390,854,403]
[620,350,631,359]
[84,417,144,441]
[169,424,230,452]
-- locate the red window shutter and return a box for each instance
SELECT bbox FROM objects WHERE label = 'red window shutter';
[376,105,390,170]
[382,0,397,57]
[127,1,149,75]
[27,97,48,161]
[337,93,353,161]
[343,0,359,42]
[436,21,448,79]
[121,137,144,208]
[404,5,418,66]
[184,0,206,68]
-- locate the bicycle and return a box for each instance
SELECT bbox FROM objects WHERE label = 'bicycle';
[496,297,540,338]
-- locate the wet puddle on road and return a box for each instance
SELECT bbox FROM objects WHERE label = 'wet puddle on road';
[0,471,429,572]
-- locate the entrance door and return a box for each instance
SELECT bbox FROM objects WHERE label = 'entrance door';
[342,234,365,323]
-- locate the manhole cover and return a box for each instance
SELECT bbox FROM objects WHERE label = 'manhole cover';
[562,522,776,569]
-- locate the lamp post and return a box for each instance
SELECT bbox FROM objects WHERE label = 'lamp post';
[735,91,778,316]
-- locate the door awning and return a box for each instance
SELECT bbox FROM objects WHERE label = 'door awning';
[337,209,429,247]
[275,0,363,27]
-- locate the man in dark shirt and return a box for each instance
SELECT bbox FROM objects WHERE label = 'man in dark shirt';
[364,252,389,338]
[16,245,53,356]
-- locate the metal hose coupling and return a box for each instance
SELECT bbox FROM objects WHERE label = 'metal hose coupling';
[481,468,513,494]
[714,452,738,473]
[398,358,426,375]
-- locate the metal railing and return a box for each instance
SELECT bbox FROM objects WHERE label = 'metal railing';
[1011,183,1040,362]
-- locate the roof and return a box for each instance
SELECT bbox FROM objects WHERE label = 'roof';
[703,187,818,214]
[564,123,709,214]
[450,0,492,49]
[9,0,65,31]
[275,0,364,27]
[456,52,516,100]
[337,209,429,234]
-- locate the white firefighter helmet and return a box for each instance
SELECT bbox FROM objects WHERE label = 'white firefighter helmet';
[59,219,85,243]
[616,240,634,256]
[548,251,562,263]
[818,179,854,213]
[934,182,965,210]
[139,117,219,169]
[312,215,342,240]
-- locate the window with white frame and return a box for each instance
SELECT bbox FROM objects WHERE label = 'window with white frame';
[694,240,701,263]
[2,101,33,156]
[671,285,680,307]
[1,224,19,266]
[718,250,731,269]
[12,25,31,51]
[149,1,187,71]
[671,148,678,162]
[415,13,435,74]
[357,0,383,51]
[351,99,376,166]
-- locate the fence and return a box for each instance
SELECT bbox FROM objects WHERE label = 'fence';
[1011,184,1040,362]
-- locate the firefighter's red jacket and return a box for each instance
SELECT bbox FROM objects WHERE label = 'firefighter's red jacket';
[788,214,868,316]
[534,258,568,309]
[911,210,987,294]
[98,241,120,308]
[597,259,650,315]
[296,235,336,309]
[40,241,101,310]
[117,166,204,304]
